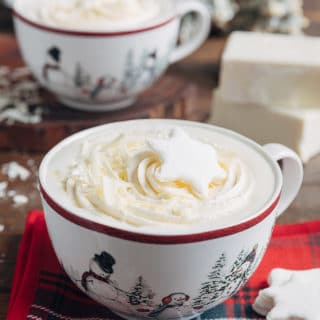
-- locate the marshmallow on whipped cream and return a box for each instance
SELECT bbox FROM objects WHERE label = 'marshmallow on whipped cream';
[148,128,226,198]
[64,128,254,227]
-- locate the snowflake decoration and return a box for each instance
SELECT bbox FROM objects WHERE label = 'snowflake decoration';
[253,268,320,320]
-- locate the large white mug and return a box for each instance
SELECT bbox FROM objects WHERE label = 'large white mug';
[39,119,303,320]
[13,0,211,111]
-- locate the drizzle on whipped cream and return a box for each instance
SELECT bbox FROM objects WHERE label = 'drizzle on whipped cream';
[64,128,255,228]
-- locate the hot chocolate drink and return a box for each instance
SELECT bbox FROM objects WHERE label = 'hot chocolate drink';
[15,0,172,31]
[45,121,276,234]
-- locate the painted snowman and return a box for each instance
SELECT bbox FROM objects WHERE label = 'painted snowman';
[42,46,69,88]
[81,251,118,299]
[81,251,133,315]
[149,293,194,320]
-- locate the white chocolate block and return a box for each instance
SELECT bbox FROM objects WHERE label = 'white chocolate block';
[210,90,320,162]
[220,31,320,109]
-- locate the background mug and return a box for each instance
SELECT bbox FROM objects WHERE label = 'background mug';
[13,0,211,111]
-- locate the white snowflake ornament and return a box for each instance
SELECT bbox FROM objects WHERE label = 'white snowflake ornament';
[148,128,226,198]
[253,268,320,320]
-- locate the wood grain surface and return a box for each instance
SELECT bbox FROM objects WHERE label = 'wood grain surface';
[0,72,200,152]
[1,1,320,318]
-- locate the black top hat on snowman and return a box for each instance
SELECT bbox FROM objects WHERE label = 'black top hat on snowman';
[48,46,61,63]
[148,50,157,60]
[93,251,116,274]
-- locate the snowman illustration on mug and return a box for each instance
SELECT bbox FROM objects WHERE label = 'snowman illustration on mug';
[80,251,194,318]
[81,251,133,315]
[149,292,194,319]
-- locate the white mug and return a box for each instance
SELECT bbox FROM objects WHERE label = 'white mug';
[13,0,211,111]
[39,119,303,320]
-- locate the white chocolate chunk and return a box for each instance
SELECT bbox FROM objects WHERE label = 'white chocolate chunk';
[7,190,16,197]
[13,194,28,205]
[220,31,320,109]
[211,90,320,162]
[1,161,30,181]
[0,108,41,124]
[253,268,320,320]
[0,181,8,199]
[12,194,29,206]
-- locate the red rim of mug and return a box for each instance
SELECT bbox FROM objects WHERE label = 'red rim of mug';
[13,11,176,37]
[40,183,280,244]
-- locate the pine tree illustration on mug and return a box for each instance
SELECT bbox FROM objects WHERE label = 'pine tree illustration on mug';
[74,62,91,89]
[128,275,155,307]
[121,49,138,94]
[193,244,258,310]
[42,46,164,100]
[193,253,227,309]
[224,249,249,297]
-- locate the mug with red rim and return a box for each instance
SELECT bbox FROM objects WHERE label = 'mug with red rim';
[39,119,303,320]
[13,0,211,112]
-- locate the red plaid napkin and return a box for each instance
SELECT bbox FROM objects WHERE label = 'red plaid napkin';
[7,211,320,320]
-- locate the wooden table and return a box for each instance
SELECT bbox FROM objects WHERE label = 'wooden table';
[1,1,320,318]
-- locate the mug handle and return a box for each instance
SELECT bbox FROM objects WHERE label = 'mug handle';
[263,144,303,217]
[170,0,211,64]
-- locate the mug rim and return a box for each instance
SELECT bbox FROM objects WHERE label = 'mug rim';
[13,5,176,37]
[39,119,283,244]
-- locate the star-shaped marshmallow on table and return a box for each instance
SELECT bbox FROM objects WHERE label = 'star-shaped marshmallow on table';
[253,268,320,320]
[148,128,226,198]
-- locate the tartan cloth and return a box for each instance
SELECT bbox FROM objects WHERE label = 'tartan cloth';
[7,211,320,320]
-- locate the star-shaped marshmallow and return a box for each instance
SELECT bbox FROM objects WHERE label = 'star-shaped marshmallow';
[253,268,320,320]
[148,128,226,198]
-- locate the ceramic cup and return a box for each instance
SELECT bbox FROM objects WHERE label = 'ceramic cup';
[13,0,211,112]
[39,119,303,320]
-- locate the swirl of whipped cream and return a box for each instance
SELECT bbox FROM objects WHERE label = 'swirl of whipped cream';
[64,130,254,228]
[37,0,162,30]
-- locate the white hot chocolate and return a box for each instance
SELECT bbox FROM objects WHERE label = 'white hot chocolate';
[42,123,277,234]
[15,0,172,31]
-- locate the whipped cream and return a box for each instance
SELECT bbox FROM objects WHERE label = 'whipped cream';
[63,128,255,228]
[29,0,166,30]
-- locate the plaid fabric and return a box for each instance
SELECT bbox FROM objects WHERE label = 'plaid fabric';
[7,211,320,320]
